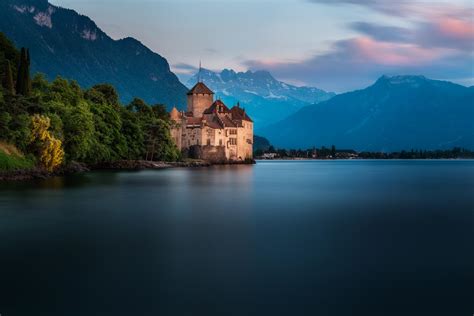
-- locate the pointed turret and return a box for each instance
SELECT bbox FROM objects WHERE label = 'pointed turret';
[170,106,180,122]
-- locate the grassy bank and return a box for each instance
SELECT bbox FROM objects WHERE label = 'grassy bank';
[0,142,34,171]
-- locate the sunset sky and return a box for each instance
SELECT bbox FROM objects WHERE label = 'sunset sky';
[51,0,473,92]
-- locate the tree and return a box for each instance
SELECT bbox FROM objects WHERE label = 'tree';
[88,84,120,108]
[145,119,179,161]
[84,84,129,162]
[25,49,31,95]
[120,107,145,159]
[3,60,14,95]
[29,114,64,171]
[15,47,30,96]
[151,104,169,121]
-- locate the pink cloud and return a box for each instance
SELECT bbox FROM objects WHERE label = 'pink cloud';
[244,1,474,91]
[438,17,474,40]
[350,37,441,66]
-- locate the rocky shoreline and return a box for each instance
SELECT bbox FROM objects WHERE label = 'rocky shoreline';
[0,159,255,181]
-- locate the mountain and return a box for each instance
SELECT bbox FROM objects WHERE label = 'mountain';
[186,69,335,129]
[0,0,188,109]
[253,135,272,153]
[261,75,474,151]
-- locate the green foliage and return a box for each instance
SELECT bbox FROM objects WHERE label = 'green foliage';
[16,48,26,95]
[0,32,20,89]
[0,33,180,171]
[13,47,32,96]
[3,61,14,95]
[145,119,180,162]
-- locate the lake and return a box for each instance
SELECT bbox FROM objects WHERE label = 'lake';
[0,160,473,316]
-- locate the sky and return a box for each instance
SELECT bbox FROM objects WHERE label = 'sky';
[50,0,474,92]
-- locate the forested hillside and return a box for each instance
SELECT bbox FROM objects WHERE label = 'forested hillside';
[0,32,179,172]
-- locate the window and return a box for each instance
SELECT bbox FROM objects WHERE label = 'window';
[229,138,237,145]
[229,129,237,135]
[219,139,223,146]
[207,139,211,146]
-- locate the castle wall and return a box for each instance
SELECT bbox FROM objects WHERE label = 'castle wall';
[182,127,203,147]
[170,122,182,150]
[186,145,227,163]
[234,122,253,160]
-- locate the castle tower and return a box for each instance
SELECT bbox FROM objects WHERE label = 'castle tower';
[187,82,214,117]
[170,106,180,122]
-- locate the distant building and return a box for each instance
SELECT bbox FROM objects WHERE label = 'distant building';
[170,82,253,162]
[261,153,278,159]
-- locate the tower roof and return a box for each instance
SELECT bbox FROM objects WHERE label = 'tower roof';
[187,82,214,95]
[231,105,253,122]
[203,100,231,114]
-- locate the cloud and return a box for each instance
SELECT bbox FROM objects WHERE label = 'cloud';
[349,18,474,52]
[307,0,413,16]
[349,22,412,43]
[245,0,474,91]
[245,36,473,92]
[172,63,198,74]
[416,17,474,51]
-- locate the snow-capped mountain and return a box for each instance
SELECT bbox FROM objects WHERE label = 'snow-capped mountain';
[186,69,335,129]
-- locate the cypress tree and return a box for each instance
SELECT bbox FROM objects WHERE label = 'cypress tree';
[16,47,26,95]
[4,60,14,95]
[15,47,31,96]
[25,48,31,95]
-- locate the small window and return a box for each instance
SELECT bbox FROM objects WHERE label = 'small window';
[219,139,223,146]
[207,139,211,146]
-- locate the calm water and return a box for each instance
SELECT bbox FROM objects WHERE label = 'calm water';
[0,160,473,316]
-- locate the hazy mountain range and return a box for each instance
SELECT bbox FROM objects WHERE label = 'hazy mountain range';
[0,0,188,109]
[261,75,474,151]
[186,68,335,128]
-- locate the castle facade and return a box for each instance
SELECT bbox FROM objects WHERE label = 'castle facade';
[170,82,253,162]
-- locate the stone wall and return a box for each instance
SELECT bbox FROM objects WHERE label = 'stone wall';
[185,145,227,163]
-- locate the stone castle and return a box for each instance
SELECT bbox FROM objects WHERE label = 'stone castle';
[170,81,253,162]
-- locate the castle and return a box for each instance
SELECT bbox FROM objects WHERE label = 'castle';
[170,81,254,162]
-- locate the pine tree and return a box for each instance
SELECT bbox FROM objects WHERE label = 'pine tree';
[4,60,14,95]
[16,47,26,95]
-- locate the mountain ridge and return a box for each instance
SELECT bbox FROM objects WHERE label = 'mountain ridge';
[261,75,474,151]
[186,68,335,129]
